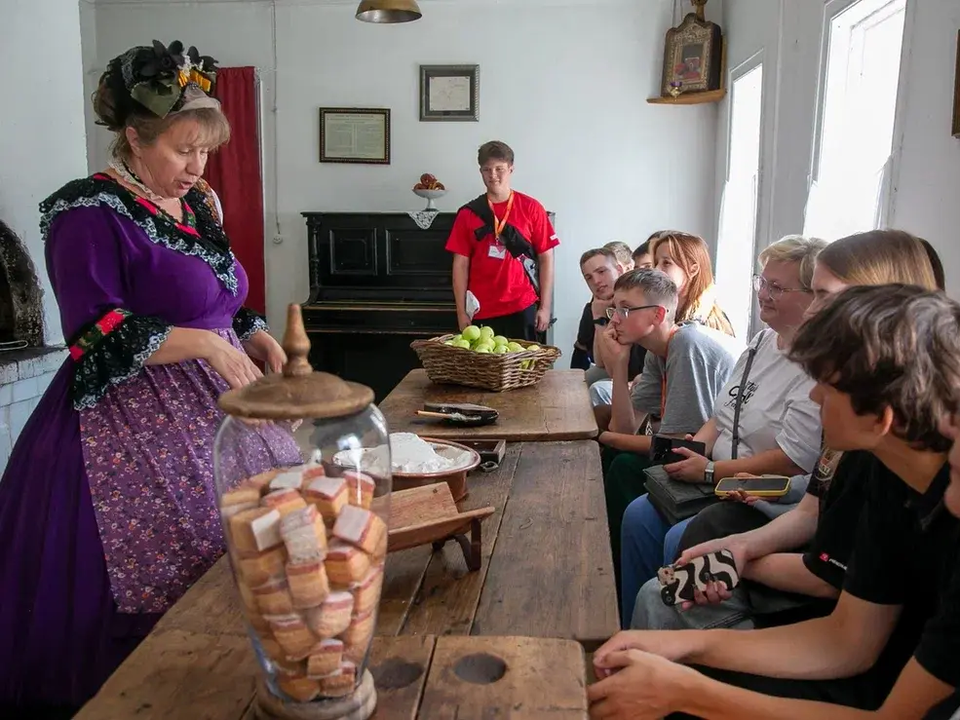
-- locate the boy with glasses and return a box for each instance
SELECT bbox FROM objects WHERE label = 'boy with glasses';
[598,269,742,590]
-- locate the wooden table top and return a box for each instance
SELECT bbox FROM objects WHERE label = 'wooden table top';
[78,441,616,718]
[76,633,589,719]
[378,369,599,442]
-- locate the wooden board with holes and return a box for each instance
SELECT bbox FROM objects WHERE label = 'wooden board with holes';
[76,633,588,719]
[419,636,588,719]
[378,369,598,441]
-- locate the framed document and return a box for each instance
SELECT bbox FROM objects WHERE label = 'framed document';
[319,107,391,164]
[419,64,480,122]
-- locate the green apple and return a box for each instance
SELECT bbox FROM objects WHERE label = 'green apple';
[452,339,471,349]
[443,340,456,346]
[475,346,492,353]
[506,342,525,353]
[451,334,463,343]
[493,335,509,346]
[474,341,495,353]
[479,326,495,340]
[462,325,481,342]
[525,344,540,352]
[493,345,509,354]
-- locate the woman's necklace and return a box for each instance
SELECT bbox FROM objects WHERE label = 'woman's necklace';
[108,157,169,204]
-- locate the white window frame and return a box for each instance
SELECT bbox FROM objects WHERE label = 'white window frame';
[806,0,913,234]
[717,49,765,339]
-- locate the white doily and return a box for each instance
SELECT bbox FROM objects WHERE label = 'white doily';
[407,209,440,230]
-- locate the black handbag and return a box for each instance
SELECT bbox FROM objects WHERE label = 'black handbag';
[644,333,768,524]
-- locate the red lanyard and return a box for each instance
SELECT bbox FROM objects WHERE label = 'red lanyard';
[660,327,680,418]
[488,191,515,241]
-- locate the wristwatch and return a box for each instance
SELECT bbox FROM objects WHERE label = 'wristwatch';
[704,461,716,484]
[593,317,609,327]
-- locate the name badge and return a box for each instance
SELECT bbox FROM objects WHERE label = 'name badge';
[488,243,507,260]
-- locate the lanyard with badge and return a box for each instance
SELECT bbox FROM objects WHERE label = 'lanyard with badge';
[487,191,515,260]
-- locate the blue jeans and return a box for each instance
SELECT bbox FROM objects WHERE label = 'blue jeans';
[620,494,692,628]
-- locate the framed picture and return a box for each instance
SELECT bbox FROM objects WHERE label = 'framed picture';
[953,30,960,137]
[319,107,390,164]
[661,10,723,96]
[419,64,480,122]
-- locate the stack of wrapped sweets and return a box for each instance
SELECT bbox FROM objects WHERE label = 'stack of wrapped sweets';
[221,464,386,702]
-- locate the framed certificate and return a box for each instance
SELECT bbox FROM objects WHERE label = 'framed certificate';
[319,107,391,164]
[419,65,480,122]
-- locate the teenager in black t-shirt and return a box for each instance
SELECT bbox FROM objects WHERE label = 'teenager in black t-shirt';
[588,285,960,719]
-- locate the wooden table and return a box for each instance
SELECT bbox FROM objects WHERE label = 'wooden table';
[153,441,617,647]
[78,441,617,718]
[378,369,598,442]
[76,634,589,719]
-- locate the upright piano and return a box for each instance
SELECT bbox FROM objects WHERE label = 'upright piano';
[301,211,458,401]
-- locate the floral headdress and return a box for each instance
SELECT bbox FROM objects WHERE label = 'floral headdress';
[98,40,220,127]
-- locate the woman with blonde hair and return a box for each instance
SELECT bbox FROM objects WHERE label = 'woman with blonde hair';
[651,231,736,337]
[622,228,945,637]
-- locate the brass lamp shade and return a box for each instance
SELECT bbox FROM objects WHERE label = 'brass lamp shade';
[356,0,422,23]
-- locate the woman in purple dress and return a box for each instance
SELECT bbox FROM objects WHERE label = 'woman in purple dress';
[0,41,300,717]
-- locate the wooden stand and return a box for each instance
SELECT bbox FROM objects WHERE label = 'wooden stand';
[387,482,494,570]
[255,670,377,720]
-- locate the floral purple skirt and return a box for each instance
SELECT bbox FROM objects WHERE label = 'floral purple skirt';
[0,329,300,710]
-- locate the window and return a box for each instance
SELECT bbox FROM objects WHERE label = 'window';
[804,0,906,241]
[716,62,763,341]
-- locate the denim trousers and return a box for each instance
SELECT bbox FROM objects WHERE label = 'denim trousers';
[619,494,692,628]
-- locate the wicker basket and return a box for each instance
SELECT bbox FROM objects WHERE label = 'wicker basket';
[410,334,562,392]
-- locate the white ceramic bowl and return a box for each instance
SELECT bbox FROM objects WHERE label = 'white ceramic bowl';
[412,188,447,199]
[412,188,447,210]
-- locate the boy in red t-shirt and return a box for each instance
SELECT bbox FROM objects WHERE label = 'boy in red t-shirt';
[445,141,560,341]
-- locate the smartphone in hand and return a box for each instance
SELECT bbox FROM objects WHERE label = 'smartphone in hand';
[658,549,740,606]
[714,475,791,498]
[650,435,707,465]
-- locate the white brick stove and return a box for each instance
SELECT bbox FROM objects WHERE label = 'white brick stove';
[0,349,66,474]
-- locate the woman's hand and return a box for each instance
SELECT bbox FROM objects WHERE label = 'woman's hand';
[663,446,709,482]
[243,330,287,374]
[202,332,263,390]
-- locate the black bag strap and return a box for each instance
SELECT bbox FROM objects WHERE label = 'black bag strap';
[462,194,540,296]
[730,332,769,460]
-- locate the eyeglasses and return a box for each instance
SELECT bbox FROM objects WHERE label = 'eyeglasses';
[753,275,810,299]
[606,304,660,320]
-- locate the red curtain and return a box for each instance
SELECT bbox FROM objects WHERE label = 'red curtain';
[205,66,266,314]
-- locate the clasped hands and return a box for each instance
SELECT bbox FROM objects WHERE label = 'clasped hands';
[588,631,703,719]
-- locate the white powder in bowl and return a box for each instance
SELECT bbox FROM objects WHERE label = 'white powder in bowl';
[334,432,472,476]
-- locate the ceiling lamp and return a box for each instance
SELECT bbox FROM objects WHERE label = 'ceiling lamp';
[355,0,422,23]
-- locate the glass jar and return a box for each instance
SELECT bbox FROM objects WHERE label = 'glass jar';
[213,305,390,719]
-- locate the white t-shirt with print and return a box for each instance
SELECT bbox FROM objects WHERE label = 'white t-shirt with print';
[711,328,821,473]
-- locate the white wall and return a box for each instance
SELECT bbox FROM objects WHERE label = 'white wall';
[718,0,960,297]
[889,0,960,296]
[0,0,88,344]
[89,0,721,354]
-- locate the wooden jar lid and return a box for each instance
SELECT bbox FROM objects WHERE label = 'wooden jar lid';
[218,304,374,420]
